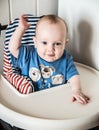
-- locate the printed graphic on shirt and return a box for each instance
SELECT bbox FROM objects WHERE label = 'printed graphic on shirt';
[52,74,64,85]
[29,67,41,82]
[29,65,64,88]
[39,65,55,78]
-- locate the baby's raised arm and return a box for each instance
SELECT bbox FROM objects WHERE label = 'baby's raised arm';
[9,15,31,58]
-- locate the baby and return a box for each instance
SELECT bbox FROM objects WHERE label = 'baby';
[9,14,89,104]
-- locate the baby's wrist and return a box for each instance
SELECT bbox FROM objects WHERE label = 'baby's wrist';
[17,26,26,33]
[72,88,82,93]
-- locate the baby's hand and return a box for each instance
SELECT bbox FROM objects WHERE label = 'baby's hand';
[19,15,31,30]
[72,90,89,104]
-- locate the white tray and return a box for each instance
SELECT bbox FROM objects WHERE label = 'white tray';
[0,63,99,130]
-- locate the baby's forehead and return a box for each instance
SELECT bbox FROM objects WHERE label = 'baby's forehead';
[35,15,68,36]
[37,18,66,30]
[37,16,67,31]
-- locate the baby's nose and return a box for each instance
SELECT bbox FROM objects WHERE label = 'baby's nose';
[48,44,55,52]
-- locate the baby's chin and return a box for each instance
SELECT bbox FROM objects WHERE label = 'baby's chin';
[39,55,60,62]
[44,57,59,62]
[45,59,55,62]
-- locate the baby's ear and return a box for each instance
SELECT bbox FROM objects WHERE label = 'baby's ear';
[65,38,69,48]
[33,36,37,47]
[66,38,69,44]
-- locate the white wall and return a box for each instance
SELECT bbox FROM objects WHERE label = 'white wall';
[58,0,99,70]
[9,0,58,20]
[0,0,58,74]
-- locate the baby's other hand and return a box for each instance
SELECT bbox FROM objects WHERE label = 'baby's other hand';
[19,15,31,30]
[72,90,89,104]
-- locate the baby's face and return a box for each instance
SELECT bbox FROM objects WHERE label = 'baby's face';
[34,21,68,62]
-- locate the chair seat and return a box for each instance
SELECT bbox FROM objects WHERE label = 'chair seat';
[0,62,99,130]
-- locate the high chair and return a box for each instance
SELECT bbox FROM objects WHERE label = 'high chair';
[0,0,99,129]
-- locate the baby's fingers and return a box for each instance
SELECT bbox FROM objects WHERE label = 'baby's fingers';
[78,96,88,104]
[72,95,89,104]
[77,95,89,104]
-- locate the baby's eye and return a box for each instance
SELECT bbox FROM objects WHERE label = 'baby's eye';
[54,42,62,46]
[42,41,47,45]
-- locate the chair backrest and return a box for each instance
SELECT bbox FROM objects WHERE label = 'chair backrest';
[3,14,40,75]
[58,0,99,70]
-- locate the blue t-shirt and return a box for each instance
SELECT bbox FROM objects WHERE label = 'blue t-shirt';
[11,45,79,91]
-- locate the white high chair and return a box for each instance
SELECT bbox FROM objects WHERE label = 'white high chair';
[0,0,99,130]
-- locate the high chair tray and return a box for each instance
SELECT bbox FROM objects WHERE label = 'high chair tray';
[0,63,99,130]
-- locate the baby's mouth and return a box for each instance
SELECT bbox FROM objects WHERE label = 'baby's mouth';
[47,54,55,57]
